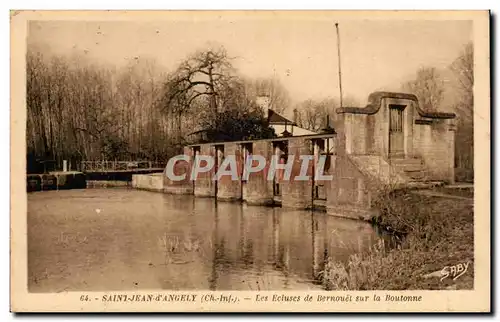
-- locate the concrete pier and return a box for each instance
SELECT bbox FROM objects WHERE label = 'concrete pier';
[27,171,86,192]
[216,143,243,201]
[242,140,274,206]
[132,173,164,192]
[280,137,314,209]
[194,144,216,198]
[164,146,194,195]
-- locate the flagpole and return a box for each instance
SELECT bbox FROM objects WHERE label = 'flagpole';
[335,22,343,108]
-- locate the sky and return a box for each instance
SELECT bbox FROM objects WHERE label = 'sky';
[27,16,472,106]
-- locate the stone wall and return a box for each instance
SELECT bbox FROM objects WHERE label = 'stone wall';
[413,119,455,183]
[242,140,274,206]
[217,142,243,201]
[194,144,216,197]
[325,155,376,221]
[281,137,314,209]
[345,112,383,156]
[132,173,164,192]
[345,114,365,154]
[164,146,194,195]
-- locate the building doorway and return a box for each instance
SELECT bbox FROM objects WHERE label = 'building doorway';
[389,104,405,158]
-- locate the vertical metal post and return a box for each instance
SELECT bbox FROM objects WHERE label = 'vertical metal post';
[335,23,343,108]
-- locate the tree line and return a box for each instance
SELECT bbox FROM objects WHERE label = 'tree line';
[26,45,287,169]
[27,42,473,178]
[27,49,170,167]
[402,42,474,177]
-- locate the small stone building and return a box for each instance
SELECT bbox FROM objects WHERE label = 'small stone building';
[327,91,456,219]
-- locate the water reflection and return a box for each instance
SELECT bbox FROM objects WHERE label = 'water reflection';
[28,188,382,292]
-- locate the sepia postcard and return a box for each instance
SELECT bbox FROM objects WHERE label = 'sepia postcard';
[10,10,490,312]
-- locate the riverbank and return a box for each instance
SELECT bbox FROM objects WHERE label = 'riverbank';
[323,189,474,290]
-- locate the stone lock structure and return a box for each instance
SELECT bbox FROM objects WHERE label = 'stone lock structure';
[133,91,456,221]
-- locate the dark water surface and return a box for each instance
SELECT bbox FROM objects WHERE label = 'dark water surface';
[28,188,382,292]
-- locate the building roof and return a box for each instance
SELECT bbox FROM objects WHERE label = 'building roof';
[267,109,297,126]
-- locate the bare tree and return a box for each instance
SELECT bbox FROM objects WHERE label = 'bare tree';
[246,77,291,114]
[293,96,358,132]
[403,67,444,111]
[449,42,474,178]
[159,47,235,127]
[26,47,173,165]
[450,42,473,120]
[294,99,328,132]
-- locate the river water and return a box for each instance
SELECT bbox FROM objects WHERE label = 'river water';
[28,188,383,292]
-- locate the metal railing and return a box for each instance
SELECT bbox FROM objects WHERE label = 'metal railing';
[80,160,166,172]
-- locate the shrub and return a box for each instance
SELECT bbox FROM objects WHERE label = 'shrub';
[324,189,474,290]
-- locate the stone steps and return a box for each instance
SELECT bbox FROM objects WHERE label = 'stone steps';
[390,158,427,182]
[395,164,425,172]
[405,170,426,181]
[390,158,423,166]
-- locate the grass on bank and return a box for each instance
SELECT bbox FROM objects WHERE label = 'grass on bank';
[323,188,474,290]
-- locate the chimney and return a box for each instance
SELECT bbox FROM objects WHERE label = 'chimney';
[320,114,336,134]
[256,96,270,117]
[293,108,298,124]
